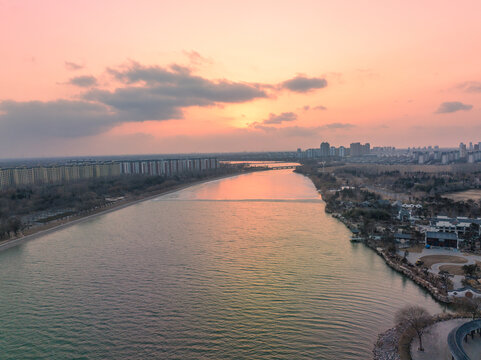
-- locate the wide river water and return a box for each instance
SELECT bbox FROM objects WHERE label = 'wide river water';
[0,170,445,359]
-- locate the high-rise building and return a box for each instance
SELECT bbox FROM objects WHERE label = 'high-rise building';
[0,158,218,189]
[297,148,302,159]
[320,142,330,157]
[350,142,362,157]
[459,142,467,158]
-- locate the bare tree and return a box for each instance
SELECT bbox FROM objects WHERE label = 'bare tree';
[395,305,432,352]
[454,297,481,320]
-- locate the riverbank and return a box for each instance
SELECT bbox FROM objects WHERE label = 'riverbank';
[306,175,452,305]
[331,213,451,304]
[298,171,455,359]
[0,165,446,360]
[373,313,467,360]
[0,170,249,253]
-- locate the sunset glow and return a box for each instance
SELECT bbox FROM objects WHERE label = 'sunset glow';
[1,0,480,157]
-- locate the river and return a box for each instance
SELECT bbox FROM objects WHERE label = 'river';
[0,169,444,359]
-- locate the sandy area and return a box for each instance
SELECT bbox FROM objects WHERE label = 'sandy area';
[419,255,468,269]
[443,189,481,202]
[438,264,465,276]
[404,248,481,290]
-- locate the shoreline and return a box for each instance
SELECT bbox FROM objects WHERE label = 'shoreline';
[0,171,247,253]
[301,172,452,305]
[331,212,451,304]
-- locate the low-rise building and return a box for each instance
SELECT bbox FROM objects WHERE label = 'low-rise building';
[425,231,460,249]
[394,233,412,248]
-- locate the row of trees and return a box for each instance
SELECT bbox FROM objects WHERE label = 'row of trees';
[0,165,239,241]
[0,217,23,239]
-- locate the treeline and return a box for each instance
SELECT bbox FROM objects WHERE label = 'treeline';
[0,166,239,240]
[421,195,481,218]
[296,161,481,219]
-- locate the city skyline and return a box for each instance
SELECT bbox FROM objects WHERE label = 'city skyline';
[1,1,481,158]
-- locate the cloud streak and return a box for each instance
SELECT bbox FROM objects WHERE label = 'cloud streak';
[68,75,98,87]
[263,112,297,124]
[435,101,473,114]
[65,61,84,71]
[252,123,355,137]
[281,75,327,93]
[458,81,481,93]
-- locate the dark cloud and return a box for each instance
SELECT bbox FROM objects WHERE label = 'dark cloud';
[263,112,297,124]
[0,62,273,140]
[0,100,116,138]
[84,88,184,121]
[435,101,473,114]
[68,75,98,87]
[1,61,329,145]
[302,105,310,111]
[458,81,481,93]
[106,62,268,103]
[65,61,84,71]
[81,62,270,123]
[281,75,327,93]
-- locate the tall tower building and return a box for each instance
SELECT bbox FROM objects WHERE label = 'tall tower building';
[320,142,330,157]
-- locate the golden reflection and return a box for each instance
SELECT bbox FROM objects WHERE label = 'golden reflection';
[176,169,321,201]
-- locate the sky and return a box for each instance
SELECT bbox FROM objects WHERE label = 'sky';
[1,0,481,158]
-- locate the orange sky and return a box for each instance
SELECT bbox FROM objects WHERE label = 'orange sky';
[1,0,480,157]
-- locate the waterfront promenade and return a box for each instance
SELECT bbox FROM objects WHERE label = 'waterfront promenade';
[411,318,481,360]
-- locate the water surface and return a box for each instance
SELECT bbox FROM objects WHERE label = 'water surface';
[0,170,444,359]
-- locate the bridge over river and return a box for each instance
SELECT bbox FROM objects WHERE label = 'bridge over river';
[269,165,297,170]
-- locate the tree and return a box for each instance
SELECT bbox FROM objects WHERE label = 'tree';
[395,305,432,352]
[454,297,481,320]
[438,270,452,292]
[462,263,479,278]
[7,216,23,236]
[464,223,480,250]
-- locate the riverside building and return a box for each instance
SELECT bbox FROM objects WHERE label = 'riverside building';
[0,158,218,189]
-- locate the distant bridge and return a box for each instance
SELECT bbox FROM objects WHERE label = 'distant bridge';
[269,165,297,170]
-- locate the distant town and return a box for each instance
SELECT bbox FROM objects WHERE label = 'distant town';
[296,140,481,165]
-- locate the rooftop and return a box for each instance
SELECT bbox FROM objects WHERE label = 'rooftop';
[426,231,458,240]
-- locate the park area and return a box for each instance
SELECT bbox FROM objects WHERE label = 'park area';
[410,318,481,360]
[404,249,481,291]
[443,189,481,202]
